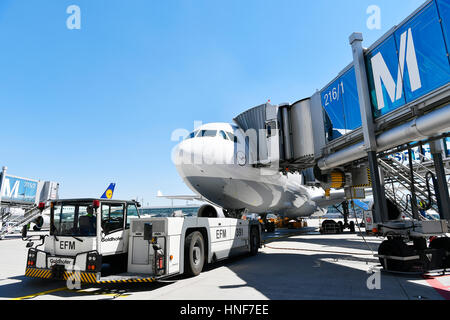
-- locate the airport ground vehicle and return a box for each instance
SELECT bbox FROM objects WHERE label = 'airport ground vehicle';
[24,198,261,283]
[257,214,277,232]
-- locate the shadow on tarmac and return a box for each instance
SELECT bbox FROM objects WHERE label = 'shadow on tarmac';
[0,230,445,300]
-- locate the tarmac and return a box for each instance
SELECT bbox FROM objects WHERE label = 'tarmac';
[0,219,449,300]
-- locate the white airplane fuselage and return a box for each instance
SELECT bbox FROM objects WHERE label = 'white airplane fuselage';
[174,123,345,218]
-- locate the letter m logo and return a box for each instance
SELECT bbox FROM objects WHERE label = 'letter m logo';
[2,178,19,199]
[371,28,422,110]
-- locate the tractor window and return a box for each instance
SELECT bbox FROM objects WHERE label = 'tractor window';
[101,204,124,234]
[51,204,62,234]
[51,203,96,236]
[126,204,140,228]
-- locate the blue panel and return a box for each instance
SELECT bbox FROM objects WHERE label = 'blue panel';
[394,1,450,104]
[365,34,406,118]
[340,67,361,130]
[321,77,345,131]
[1,176,38,203]
[321,66,362,136]
[366,1,450,118]
[436,0,450,60]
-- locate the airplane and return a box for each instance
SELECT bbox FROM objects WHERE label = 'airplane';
[172,122,346,219]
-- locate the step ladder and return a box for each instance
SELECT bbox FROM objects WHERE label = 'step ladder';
[0,205,45,239]
[379,156,449,218]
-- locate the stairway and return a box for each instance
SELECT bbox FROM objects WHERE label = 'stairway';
[0,205,44,239]
[378,156,448,218]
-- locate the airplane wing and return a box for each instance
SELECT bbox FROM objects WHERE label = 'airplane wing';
[156,190,206,201]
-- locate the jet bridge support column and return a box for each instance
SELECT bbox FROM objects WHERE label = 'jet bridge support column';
[429,140,450,220]
[0,166,6,206]
[349,33,388,224]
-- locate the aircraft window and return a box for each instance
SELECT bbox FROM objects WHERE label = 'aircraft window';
[185,131,199,140]
[219,131,228,140]
[200,130,217,137]
[227,132,239,143]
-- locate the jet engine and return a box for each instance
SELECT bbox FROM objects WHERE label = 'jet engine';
[197,204,225,218]
[32,215,44,231]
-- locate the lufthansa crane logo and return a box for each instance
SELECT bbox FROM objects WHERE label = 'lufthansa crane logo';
[105,189,113,199]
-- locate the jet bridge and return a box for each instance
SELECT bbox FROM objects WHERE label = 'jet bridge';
[0,166,59,239]
[233,0,450,273]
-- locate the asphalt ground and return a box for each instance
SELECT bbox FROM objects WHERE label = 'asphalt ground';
[0,219,448,300]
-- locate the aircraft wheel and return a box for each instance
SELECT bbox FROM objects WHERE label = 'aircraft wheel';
[337,221,344,233]
[267,223,275,233]
[349,221,355,233]
[249,227,260,256]
[184,231,205,276]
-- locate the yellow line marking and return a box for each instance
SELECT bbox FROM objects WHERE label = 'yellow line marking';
[12,287,67,300]
[72,288,131,298]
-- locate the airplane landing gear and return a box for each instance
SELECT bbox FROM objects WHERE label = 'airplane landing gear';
[319,201,356,234]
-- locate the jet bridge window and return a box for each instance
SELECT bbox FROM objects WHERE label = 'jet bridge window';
[199,130,217,137]
[265,120,277,137]
[101,204,125,234]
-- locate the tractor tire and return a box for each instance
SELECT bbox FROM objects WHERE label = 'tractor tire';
[249,227,260,256]
[430,237,450,268]
[184,231,205,277]
[349,221,355,233]
[378,239,416,272]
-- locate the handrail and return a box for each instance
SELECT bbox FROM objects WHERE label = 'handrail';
[416,152,450,175]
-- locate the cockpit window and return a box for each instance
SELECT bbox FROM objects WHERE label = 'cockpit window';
[185,131,199,140]
[199,130,217,137]
[219,131,228,140]
[227,132,238,143]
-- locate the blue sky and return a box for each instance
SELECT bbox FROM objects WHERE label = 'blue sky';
[0,0,425,206]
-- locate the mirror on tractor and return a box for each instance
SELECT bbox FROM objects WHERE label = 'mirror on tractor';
[144,223,153,241]
[26,241,34,248]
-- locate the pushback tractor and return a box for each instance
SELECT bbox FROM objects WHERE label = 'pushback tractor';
[23,198,261,284]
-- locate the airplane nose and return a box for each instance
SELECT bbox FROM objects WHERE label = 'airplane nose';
[173,141,186,170]
[173,139,200,178]
[174,140,193,167]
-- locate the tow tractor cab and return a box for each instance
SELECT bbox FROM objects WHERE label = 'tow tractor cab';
[25,198,140,283]
[25,199,261,284]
